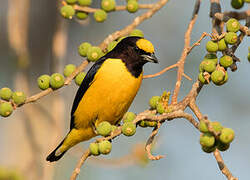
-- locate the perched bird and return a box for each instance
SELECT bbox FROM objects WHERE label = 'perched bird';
[46,36,158,162]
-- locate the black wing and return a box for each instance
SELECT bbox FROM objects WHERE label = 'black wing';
[70,57,107,129]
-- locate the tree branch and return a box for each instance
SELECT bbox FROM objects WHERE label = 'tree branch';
[73,4,155,13]
[145,123,164,160]
[171,0,201,105]
[213,149,238,180]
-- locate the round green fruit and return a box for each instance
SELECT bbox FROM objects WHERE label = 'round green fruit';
[66,0,77,4]
[219,128,235,144]
[220,55,233,68]
[78,0,92,6]
[63,64,76,77]
[201,60,216,73]
[226,18,240,33]
[206,41,218,53]
[247,53,250,62]
[0,102,13,117]
[37,75,50,90]
[78,42,91,57]
[199,120,209,133]
[149,96,160,109]
[123,112,136,123]
[122,122,136,136]
[211,70,225,85]
[216,141,230,152]
[156,103,165,114]
[202,145,216,153]
[107,41,118,52]
[199,62,204,72]
[98,140,112,154]
[60,5,75,19]
[218,39,227,51]
[126,0,138,13]
[87,46,103,62]
[111,125,118,132]
[211,121,223,133]
[93,9,107,23]
[0,87,12,101]
[50,73,64,89]
[198,72,209,84]
[101,0,116,12]
[217,71,228,86]
[200,133,215,147]
[225,32,238,45]
[96,121,112,136]
[231,0,245,9]
[12,91,26,105]
[223,71,228,82]
[89,142,100,156]
[76,12,88,19]
[75,72,86,86]
[130,29,144,38]
[204,53,218,64]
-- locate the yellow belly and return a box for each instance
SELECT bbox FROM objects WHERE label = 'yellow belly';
[74,58,143,131]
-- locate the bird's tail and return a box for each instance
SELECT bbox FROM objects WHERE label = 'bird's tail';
[46,137,67,162]
[46,128,96,162]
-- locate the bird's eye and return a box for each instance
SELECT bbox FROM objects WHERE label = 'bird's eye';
[134,46,140,51]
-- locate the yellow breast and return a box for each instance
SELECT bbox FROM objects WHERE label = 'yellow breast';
[73,58,143,129]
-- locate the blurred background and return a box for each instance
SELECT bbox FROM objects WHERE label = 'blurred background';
[0,0,249,180]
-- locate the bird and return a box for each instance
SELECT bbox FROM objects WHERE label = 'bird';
[46,36,158,162]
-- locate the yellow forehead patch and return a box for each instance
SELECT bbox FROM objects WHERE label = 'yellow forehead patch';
[136,39,154,53]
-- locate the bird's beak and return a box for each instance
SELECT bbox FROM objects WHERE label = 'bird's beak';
[141,53,158,63]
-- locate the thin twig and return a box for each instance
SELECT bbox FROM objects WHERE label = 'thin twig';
[70,150,91,180]
[143,63,192,81]
[145,123,164,160]
[203,116,220,137]
[73,4,155,13]
[182,73,192,81]
[189,100,203,121]
[188,32,210,53]
[180,112,199,129]
[171,0,201,105]
[213,149,238,180]
[143,64,177,79]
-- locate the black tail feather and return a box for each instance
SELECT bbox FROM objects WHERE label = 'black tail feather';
[46,139,67,162]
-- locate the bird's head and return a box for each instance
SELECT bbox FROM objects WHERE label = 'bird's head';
[114,36,158,65]
[105,36,158,77]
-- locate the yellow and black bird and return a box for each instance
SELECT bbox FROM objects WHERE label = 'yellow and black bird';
[46,36,158,162]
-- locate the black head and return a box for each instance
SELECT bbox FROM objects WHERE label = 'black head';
[105,36,158,77]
